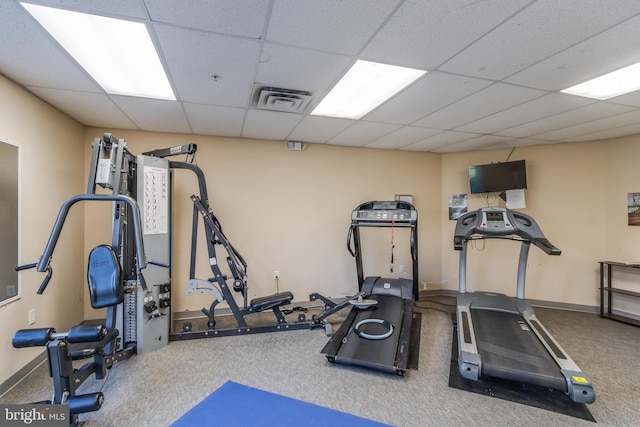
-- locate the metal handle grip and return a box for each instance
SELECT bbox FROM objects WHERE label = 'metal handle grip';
[16,262,37,271]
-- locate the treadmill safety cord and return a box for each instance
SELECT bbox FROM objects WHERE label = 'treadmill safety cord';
[390,219,395,272]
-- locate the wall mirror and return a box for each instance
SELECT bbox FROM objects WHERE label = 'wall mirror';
[0,138,19,306]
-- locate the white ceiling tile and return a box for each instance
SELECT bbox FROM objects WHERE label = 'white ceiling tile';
[400,131,477,151]
[184,103,246,137]
[111,96,191,133]
[488,138,552,150]
[413,83,545,129]
[608,90,640,108]
[534,126,600,142]
[255,43,352,93]
[146,0,269,37]
[27,87,136,129]
[362,0,531,69]
[328,122,401,147]
[242,110,303,140]
[287,116,354,143]
[507,14,640,90]
[267,0,400,55]
[440,0,640,80]
[496,102,636,138]
[365,126,441,149]
[456,93,595,134]
[563,122,640,142]
[432,135,515,153]
[365,72,492,125]
[532,109,640,141]
[155,26,261,107]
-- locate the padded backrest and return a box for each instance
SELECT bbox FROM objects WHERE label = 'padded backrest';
[87,245,123,308]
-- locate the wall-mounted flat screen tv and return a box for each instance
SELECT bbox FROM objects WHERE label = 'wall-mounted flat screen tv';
[469,160,527,194]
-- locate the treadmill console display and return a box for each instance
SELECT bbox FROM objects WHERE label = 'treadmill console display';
[352,201,416,223]
[356,209,413,221]
[480,210,514,232]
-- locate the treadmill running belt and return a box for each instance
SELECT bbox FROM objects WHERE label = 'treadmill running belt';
[334,295,407,373]
[470,309,567,391]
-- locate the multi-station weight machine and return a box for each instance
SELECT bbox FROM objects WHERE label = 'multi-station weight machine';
[13,133,335,424]
[13,134,171,424]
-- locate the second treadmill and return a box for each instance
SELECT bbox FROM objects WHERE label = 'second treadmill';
[453,207,595,403]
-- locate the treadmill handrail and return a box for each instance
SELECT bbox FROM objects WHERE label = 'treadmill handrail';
[346,225,358,257]
[453,207,560,256]
[534,238,561,255]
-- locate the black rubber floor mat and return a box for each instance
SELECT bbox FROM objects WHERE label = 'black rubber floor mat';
[449,327,595,422]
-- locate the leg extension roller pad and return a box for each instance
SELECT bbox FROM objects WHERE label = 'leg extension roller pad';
[67,393,104,415]
[12,328,56,348]
[67,325,108,343]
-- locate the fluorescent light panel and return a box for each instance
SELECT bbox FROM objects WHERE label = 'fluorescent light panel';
[22,2,175,100]
[311,60,426,119]
[561,62,640,100]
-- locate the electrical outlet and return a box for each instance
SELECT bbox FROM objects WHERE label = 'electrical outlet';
[399,265,404,273]
[421,281,427,290]
[273,270,279,279]
[28,308,36,325]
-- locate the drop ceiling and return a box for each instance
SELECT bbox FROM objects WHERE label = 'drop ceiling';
[2,0,640,152]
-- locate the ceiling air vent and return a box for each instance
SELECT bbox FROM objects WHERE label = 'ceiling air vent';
[253,86,312,113]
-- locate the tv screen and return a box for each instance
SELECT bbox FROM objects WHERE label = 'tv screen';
[469,160,527,194]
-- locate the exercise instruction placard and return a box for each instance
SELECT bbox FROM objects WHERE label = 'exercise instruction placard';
[143,166,169,234]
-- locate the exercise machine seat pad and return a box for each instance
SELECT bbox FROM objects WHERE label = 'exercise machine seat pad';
[87,245,123,309]
[250,291,293,311]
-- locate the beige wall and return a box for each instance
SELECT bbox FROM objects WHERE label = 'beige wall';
[4,69,640,388]
[0,75,84,386]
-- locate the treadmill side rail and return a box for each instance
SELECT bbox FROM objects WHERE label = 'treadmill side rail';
[524,313,596,403]
[523,313,582,372]
[395,299,417,372]
[457,293,480,380]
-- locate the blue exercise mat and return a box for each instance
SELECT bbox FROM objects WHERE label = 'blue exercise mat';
[171,381,392,427]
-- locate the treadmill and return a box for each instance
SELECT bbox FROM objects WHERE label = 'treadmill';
[453,207,595,403]
[321,201,421,375]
